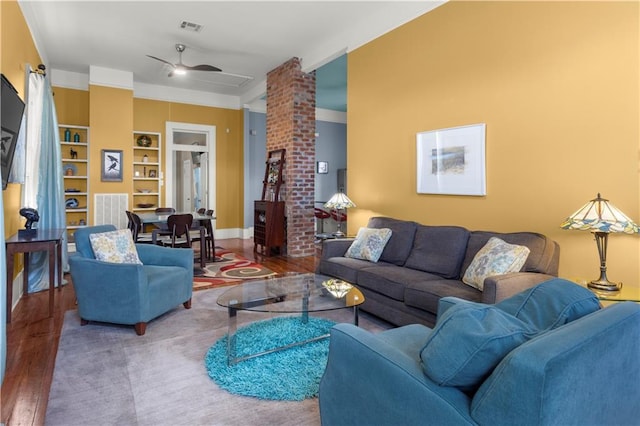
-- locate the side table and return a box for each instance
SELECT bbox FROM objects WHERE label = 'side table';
[575,281,640,304]
[5,228,65,323]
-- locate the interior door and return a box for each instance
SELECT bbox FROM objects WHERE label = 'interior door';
[182,158,192,211]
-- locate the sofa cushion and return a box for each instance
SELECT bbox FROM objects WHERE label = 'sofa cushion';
[404,225,470,279]
[405,279,481,315]
[319,257,376,285]
[462,237,530,290]
[367,217,418,266]
[495,278,601,331]
[420,300,536,389]
[345,227,393,262]
[89,229,142,265]
[357,265,441,301]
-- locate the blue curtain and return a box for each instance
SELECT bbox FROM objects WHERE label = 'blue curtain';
[27,76,68,292]
[0,166,6,384]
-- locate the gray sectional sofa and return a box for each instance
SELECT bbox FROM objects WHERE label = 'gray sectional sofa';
[317,217,560,327]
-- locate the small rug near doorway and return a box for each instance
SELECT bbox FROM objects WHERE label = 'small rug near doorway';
[193,250,276,290]
[205,316,335,401]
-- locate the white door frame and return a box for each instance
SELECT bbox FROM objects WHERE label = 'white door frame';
[165,122,216,212]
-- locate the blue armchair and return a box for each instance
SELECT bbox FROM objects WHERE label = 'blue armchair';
[319,279,640,425]
[69,225,193,335]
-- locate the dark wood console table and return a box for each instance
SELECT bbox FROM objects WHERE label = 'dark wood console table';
[5,228,65,323]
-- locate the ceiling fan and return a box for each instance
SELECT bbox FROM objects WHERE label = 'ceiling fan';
[147,44,221,77]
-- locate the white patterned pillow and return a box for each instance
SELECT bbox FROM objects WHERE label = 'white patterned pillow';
[89,229,142,264]
[345,227,393,262]
[462,237,530,290]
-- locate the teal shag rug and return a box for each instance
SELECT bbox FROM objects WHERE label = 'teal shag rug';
[205,316,335,401]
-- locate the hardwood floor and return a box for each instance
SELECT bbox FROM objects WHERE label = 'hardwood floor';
[1,238,320,426]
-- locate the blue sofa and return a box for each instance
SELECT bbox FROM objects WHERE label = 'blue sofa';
[319,279,640,425]
[69,225,194,335]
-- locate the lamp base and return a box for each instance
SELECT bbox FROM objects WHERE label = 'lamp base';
[587,279,622,292]
[333,231,346,238]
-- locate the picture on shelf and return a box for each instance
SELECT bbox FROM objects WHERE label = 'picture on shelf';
[101,149,123,182]
[148,169,157,178]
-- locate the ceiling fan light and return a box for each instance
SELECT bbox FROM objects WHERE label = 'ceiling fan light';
[174,68,187,76]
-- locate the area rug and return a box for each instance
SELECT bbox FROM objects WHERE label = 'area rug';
[205,316,335,401]
[193,249,276,290]
[45,287,391,426]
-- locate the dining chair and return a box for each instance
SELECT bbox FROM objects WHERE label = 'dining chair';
[191,213,215,261]
[197,208,206,214]
[154,213,205,268]
[128,211,155,244]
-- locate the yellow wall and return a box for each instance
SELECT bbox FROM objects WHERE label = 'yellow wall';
[133,98,244,229]
[348,1,640,285]
[1,0,42,276]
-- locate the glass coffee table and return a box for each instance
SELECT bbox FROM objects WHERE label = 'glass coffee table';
[217,273,364,365]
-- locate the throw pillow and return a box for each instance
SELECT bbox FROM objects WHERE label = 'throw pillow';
[420,300,536,389]
[89,229,142,265]
[462,237,530,290]
[344,227,393,262]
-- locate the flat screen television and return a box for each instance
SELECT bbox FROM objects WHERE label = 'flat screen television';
[1,74,25,190]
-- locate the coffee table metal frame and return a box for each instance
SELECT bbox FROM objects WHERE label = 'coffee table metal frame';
[216,273,364,365]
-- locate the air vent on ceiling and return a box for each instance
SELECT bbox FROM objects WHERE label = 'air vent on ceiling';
[180,20,203,32]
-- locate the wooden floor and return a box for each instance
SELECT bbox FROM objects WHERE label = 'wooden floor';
[1,238,320,426]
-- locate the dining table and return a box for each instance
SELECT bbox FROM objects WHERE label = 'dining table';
[136,211,216,268]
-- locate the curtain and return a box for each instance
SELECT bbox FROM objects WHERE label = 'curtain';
[0,163,6,384]
[24,73,68,292]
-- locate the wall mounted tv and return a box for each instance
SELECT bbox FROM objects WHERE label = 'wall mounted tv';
[1,74,25,190]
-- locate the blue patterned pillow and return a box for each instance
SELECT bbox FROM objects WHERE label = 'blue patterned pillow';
[345,227,392,262]
[89,229,142,265]
[462,237,530,290]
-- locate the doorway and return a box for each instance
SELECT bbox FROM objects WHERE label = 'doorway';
[165,122,216,213]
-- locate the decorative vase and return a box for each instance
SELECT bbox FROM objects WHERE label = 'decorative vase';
[73,132,80,142]
[64,128,71,142]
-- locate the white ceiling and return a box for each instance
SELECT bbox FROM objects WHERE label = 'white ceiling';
[19,1,443,108]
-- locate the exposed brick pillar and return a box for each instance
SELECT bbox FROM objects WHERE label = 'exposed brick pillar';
[266,57,316,257]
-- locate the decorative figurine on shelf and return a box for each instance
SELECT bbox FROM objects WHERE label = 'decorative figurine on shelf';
[64,128,71,142]
[142,154,149,163]
[73,132,80,143]
[70,148,77,159]
[19,207,39,236]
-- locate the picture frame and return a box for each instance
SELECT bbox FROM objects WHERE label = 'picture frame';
[416,123,486,196]
[148,169,157,178]
[317,161,328,174]
[101,149,123,182]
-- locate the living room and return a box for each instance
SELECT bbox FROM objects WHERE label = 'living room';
[2,0,639,424]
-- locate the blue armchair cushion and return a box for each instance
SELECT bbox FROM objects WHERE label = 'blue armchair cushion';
[89,228,142,265]
[420,301,536,389]
[345,227,392,262]
[495,278,601,331]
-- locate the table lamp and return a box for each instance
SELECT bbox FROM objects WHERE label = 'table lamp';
[324,192,356,237]
[560,193,639,291]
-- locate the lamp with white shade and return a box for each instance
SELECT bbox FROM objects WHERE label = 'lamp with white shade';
[324,192,356,237]
[560,193,639,291]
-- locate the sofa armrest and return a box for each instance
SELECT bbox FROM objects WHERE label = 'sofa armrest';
[319,324,475,426]
[320,238,354,260]
[136,244,194,270]
[481,273,557,304]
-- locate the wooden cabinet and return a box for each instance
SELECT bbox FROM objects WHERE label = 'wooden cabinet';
[60,124,90,241]
[254,149,286,255]
[132,131,161,212]
[254,200,285,256]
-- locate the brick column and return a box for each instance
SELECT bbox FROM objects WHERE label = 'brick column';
[266,57,316,257]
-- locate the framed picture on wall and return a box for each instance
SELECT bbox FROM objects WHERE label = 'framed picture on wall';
[416,123,486,196]
[101,149,123,182]
[317,161,328,174]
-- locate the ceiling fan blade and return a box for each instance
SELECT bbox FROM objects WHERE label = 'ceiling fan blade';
[184,64,222,72]
[146,55,176,68]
